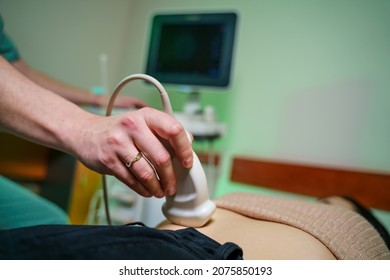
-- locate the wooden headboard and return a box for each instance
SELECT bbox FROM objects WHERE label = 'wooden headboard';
[230,156,390,211]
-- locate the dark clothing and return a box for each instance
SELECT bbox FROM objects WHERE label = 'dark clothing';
[0,224,243,260]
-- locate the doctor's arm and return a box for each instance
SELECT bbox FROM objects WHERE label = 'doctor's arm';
[11,59,147,108]
[0,56,193,198]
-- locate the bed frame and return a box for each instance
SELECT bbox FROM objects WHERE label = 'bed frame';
[230,156,390,211]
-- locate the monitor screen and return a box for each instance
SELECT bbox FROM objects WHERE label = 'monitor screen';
[145,12,237,88]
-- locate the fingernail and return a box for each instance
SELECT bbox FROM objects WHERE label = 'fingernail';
[156,190,165,198]
[167,188,176,196]
[184,157,193,168]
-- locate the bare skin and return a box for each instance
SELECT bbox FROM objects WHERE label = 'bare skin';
[0,56,193,198]
[157,208,336,260]
[12,59,147,109]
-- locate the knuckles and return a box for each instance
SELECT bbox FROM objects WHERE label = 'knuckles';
[167,120,185,137]
[120,114,141,131]
[154,152,171,168]
[100,153,117,171]
[138,169,156,183]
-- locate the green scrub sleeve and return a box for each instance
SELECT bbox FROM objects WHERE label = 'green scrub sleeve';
[0,16,21,62]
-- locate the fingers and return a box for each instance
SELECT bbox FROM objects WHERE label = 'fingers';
[103,108,193,198]
[114,140,166,198]
[115,96,148,109]
[132,98,148,109]
[112,155,153,198]
[143,108,194,168]
[131,128,177,197]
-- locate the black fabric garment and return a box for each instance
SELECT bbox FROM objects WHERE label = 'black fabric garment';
[0,224,243,260]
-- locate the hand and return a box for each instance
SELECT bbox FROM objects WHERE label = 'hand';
[97,94,148,109]
[75,107,193,198]
[0,56,190,198]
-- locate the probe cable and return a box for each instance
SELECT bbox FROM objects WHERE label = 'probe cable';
[103,74,173,225]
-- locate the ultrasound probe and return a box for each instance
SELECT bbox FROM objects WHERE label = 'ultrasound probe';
[103,74,216,227]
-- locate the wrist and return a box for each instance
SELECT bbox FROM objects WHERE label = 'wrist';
[63,111,103,158]
[92,94,101,106]
[90,87,108,107]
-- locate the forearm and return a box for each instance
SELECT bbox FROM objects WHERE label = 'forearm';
[0,56,99,156]
[1,56,194,198]
[11,60,100,106]
[12,60,148,109]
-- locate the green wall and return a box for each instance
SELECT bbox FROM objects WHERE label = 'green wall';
[0,0,132,91]
[118,0,390,196]
[1,0,389,197]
